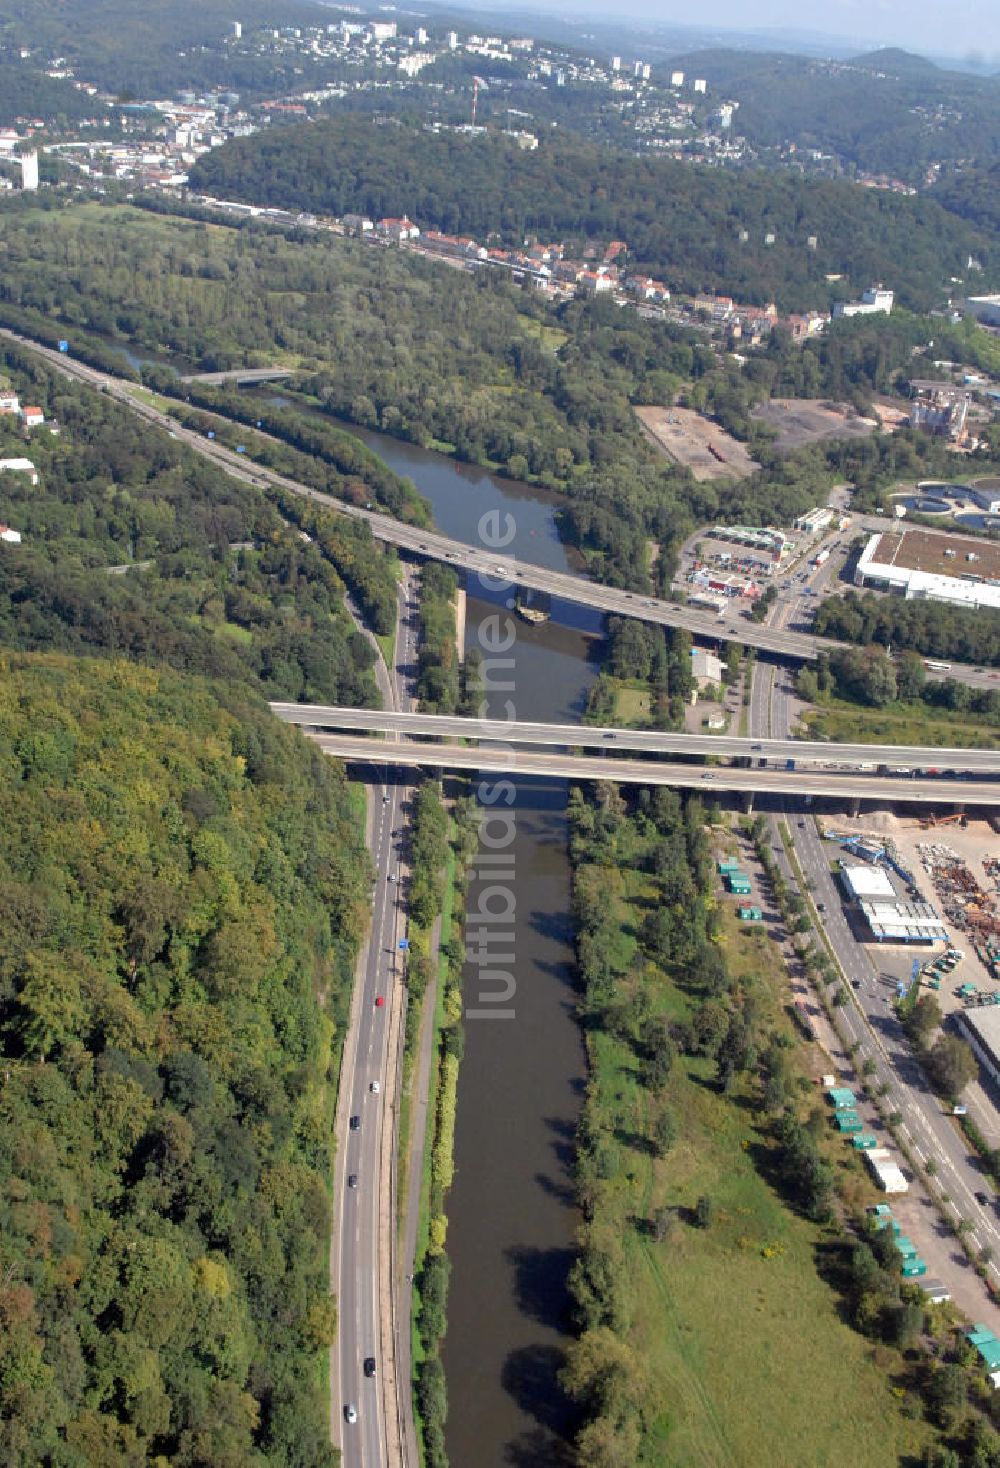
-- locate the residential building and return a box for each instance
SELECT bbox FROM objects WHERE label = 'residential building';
[376,216,420,242]
[19,406,44,428]
[0,526,21,544]
[0,457,38,485]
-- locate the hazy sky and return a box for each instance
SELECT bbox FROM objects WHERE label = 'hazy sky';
[526,0,999,60]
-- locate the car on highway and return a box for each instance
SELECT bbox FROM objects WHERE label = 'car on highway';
[350,1115,360,1131]
[348,1174,358,1189]
[388,873,396,882]
[751,743,762,750]
[370,1080,381,1094]
[701,773,715,781]
[364,1358,377,1378]
[345,1404,358,1425]
[976,1191,990,1206]
[375,996,385,1008]
[603,732,616,740]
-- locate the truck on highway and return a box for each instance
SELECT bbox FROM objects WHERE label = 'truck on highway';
[785,758,796,771]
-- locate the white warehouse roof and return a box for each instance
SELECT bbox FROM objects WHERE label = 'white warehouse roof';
[855,533,1000,611]
[842,863,896,900]
[860,900,949,943]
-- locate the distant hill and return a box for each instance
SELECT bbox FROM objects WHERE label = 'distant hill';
[848,47,940,74]
[669,46,1000,181]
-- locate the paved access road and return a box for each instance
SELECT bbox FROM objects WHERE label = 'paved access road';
[5,327,999,691]
[269,702,1000,773]
[306,733,1000,805]
[753,560,1000,1298]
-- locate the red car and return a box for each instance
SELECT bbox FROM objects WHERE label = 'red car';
[375,996,385,1008]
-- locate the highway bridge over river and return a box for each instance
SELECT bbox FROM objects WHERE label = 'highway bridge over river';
[270,703,1000,776]
[273,712,1000,806]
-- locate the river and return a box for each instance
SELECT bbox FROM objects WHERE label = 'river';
[244,394,599,1460]
[329,415,600,1464]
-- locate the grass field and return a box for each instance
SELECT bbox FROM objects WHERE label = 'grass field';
[614,683,653,723]
[803,697,1000,750]
[585,865,932,1467]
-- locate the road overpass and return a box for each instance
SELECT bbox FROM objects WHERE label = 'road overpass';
[304,732,1000,806]
[178,367,295,384]
[4,328,997,689]
[269,703,1000,774]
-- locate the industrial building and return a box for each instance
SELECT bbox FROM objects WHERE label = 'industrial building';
[854,530,1000,612]
[959,1006,1000,1091]
[840,863,948,943]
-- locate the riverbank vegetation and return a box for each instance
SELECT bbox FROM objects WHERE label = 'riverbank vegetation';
[0,650,370,1463]
[563,783,962,1465]
[415,564,460,715]
[401,784,478,1468]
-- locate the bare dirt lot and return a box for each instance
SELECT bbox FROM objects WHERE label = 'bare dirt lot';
[634,404,759,480]
[751,398,879,454]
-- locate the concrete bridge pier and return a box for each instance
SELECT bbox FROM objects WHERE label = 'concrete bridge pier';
[742,791,755,814]
[849,797,861,818]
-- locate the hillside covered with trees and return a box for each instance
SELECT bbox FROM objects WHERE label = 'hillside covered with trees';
[0,650,369,1463]
[0,340,392,702]
[189,117,994,311]
[671,47,1000,184]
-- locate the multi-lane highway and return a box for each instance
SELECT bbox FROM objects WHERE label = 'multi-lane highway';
[6,326,999,691]
[306,732,1000,804]
[333,568,420,1468]
[269,702,1000,773]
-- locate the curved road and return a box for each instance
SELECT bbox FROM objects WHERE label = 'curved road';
[4,327,998,691]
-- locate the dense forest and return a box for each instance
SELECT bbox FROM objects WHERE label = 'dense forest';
[0,345,390,703]
[672,47,1000,184]
[0,650,370,1463]
[188,117,994,311]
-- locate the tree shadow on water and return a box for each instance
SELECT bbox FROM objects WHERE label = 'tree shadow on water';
[504,1244,577,1333]
[501,1343,578,1466]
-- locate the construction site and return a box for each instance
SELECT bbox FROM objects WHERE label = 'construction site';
[634,404,759,481]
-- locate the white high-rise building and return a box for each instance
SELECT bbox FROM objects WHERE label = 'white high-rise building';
[693,78,707,94]
[670,70,684,86]
[447,30,458,50]
[415,27,428,45]
[19,151,38,191]
[232,20,242,40]
[611,55,621,71]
